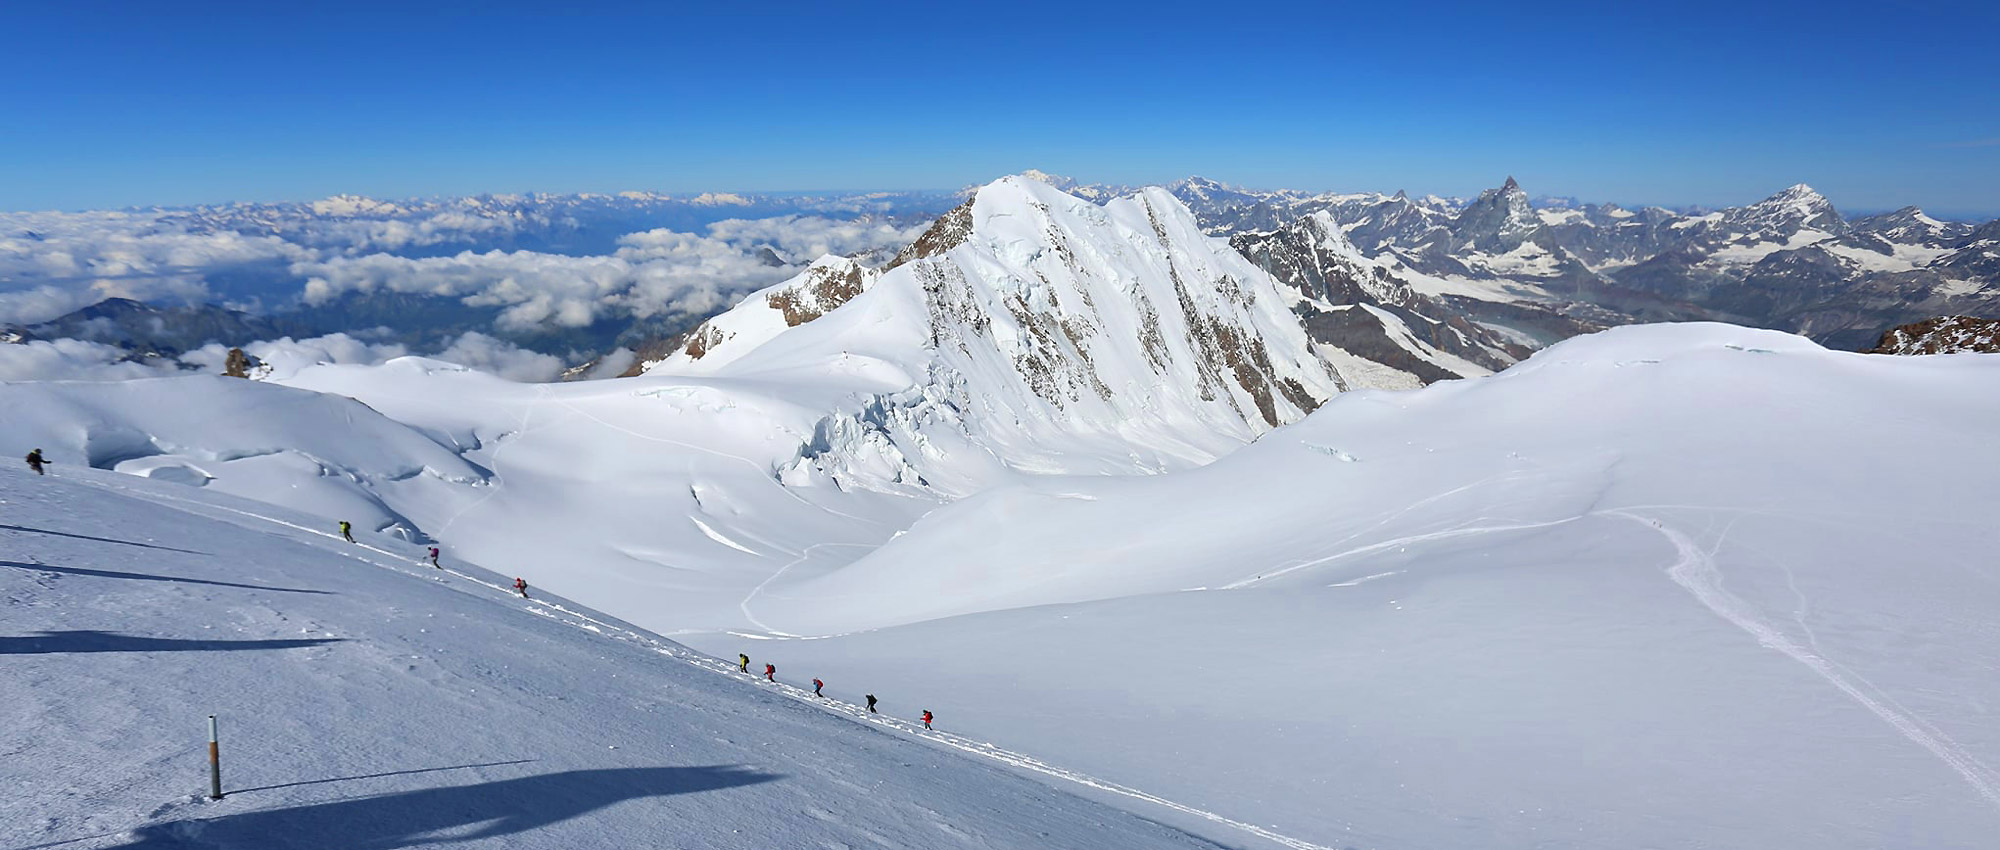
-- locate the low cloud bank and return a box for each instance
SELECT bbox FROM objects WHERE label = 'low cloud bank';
[5,331,567,384]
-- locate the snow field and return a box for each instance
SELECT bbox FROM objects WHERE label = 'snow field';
[3,463,1343,850]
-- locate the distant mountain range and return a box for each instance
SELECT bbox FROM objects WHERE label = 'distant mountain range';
[5,175,1994,386]
[1162,175,2000,362]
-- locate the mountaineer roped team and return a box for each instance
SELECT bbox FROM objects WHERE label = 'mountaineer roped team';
[321,509,937,730]
[19,448,941,735]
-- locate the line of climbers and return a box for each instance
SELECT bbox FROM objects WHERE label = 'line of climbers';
[334,519,528,599]
[738,652,934,730]
[328,516,936,728]
[20,459,939,733]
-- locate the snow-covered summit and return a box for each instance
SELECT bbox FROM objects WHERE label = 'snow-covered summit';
[647,175,1341,493]
[1721,182,1848,238]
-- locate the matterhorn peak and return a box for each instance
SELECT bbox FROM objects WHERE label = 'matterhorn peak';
[1452,177,1540,253]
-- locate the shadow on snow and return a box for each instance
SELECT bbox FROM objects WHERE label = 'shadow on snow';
[108,765,782,849]
[233,760,541,795]
[0,524,211,556]
[0,560,331,594]
[0,631,343,655]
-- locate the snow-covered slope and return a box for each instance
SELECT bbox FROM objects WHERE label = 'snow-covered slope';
[0,374,490,540]
[0,177,1340,636]
[0,464,1237,849]
[674,323,2000,849]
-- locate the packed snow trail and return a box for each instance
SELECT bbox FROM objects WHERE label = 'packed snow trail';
[45,466,1342,850]
[1611,509,2000,812]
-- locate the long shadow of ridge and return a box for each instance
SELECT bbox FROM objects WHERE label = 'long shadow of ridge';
[235,759,540,794]
[0,524,210,555]
[0,561,330,594]
[108,765,781,849]
[0,631,342,655]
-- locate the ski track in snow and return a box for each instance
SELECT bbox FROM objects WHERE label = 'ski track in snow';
[1328,570,1402,588]
[1223,471,1540,589]
[1224,514,1581,589]
[738,542,879,636]
[1610,509,2000,813]
[59,469,1339,850]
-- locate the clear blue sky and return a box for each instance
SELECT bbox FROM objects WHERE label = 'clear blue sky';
[4,0,1997,216]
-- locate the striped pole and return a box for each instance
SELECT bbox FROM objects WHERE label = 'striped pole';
[207,715,223,800]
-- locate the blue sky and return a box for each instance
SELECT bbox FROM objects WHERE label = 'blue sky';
[4,0,1997,216]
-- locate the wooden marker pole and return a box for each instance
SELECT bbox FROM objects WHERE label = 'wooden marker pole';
[207,715,223,800]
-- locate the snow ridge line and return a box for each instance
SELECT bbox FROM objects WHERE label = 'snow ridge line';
[67,470,1338,850]
[1610,510,2000,813]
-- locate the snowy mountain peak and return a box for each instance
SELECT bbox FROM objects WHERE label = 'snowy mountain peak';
[1852,205,1973,247]
[1716,182,1849,239]
[1758,183,1837,216]
[307,194,405,217]
[649,176,1341,493]
[1772,182,1826,203]
[1453,177,1541,252]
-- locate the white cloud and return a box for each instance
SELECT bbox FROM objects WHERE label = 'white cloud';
[292,216,925,333]
[0,338,187,381]
[180,331,564,383]
[0,211,312,324]
[2,204,928,341]
[581,347,637,380]
[703,215,928,262]
[435,331,565,382]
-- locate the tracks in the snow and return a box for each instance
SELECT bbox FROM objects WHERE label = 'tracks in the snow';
[67,469,1340,850]
[1610,509,2000,814]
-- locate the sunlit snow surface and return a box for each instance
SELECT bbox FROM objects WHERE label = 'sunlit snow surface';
[696,323,2000,850]
[5,309,1999,847]
[0,467,1228,850]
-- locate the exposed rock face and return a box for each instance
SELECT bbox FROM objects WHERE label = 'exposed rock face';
[883,198,974,272]
[1867,316,2000,354]
[222,348,256,378]
[767,259,869,327]
[1451,176,1540,254]
[1230,211,1539,386]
